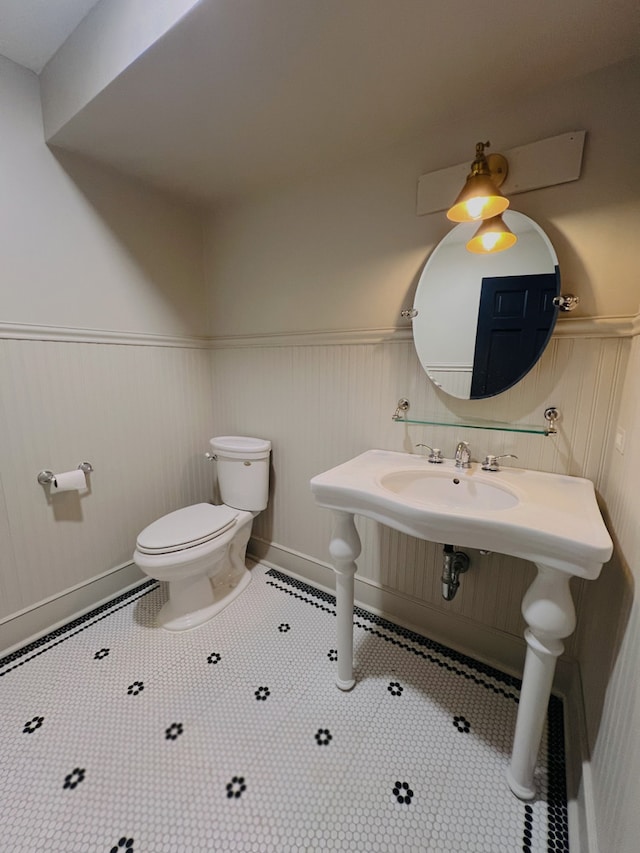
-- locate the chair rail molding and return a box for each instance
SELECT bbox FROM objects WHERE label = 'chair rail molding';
[1,313,637,350]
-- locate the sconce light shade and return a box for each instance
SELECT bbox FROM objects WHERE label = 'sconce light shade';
[447,141,510,223]
[466,214,518,254]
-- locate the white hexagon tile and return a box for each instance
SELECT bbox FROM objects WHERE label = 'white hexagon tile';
[0,563,569,852]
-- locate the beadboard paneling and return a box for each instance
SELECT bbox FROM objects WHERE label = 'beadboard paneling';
[211,334,626,656]
[0,338,214,620]
[576,332,640,853]
[588,604,640,853]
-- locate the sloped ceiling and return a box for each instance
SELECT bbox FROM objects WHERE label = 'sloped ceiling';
[0,0,100,73]
[27,0,640,204]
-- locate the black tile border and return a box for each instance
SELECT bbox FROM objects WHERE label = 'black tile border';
[266,566,570,852]
[0,564,570,851]
[0,580,158,677]
[266,568,521,689]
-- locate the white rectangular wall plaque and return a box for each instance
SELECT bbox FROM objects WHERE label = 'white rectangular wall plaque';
[416,131,586,216]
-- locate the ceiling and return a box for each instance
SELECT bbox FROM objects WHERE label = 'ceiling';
[3,0,640,205]
[0,0,100,73]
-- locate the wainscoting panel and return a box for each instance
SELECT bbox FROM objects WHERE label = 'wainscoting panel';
[576,332,640,853]
[211,334,626,659]
[0,338,215,623]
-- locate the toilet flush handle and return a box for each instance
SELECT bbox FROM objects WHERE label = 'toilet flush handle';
[205,452,217,461]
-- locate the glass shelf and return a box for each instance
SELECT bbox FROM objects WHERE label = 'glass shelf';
[391,400,558,435]
[392,416,551,435]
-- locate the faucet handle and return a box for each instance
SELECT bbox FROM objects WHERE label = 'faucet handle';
[415,444,443,464]
[481,453,518,472]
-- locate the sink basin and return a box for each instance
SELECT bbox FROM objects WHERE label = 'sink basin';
[311,448,613,800]
[310,449,612,579]
[380,469,519,511]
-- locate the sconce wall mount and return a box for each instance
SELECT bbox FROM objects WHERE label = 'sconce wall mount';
[417,131,586,218]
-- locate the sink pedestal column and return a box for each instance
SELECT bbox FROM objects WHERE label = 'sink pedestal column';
[329,511,361,690]
[507,563,576,799]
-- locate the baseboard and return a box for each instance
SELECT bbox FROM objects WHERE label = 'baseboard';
[563,665,599,853]
[0,561,145,655]
[250,537,575,691]
[576,760,600,853]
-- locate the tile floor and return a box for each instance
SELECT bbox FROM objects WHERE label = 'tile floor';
[0,563,569,852]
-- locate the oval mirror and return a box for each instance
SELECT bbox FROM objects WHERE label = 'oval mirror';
[412,211,560,399]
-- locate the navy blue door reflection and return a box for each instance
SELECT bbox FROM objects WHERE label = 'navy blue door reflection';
[470,271,559,399]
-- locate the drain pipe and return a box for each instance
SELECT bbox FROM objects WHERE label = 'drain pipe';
[441,544,470,601]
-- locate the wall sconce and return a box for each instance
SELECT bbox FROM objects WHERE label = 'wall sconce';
[446,140,516,254]
[446,141,509,223]
[465,214,517,254]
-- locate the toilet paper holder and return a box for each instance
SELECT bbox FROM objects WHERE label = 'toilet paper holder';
[37,462,94,486]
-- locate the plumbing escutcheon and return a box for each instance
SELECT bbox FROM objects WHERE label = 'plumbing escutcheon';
[453,550,470,574]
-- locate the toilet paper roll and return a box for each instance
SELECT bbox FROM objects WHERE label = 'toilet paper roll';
[51,469,87,493]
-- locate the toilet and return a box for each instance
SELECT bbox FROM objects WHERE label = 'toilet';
[133,436,271,631]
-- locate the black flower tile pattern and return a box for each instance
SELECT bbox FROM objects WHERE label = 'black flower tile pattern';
[315,728,332,746]
[63,768,85,790]
[226,776,246,799]
[392,781,414,804]
[165,722,183,740]
[0,563,569,852]
[453,714,471,733]
[110,838,134,852]
[22,715,44,733]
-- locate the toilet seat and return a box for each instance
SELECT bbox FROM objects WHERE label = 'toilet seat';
[136,503,238,555]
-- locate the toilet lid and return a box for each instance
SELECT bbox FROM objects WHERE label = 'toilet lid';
[136,503,238,555]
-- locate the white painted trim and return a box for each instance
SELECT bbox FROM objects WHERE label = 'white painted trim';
[212,315,639,348]
[0,321,211,348]
[423,362,473,372]
[566,665,600,853]
[1,315,638,349]
[209,326,413,348]
[0,561,145,655]
[554,314,640,339]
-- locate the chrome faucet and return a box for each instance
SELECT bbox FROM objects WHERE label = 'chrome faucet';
[454,441,471,469]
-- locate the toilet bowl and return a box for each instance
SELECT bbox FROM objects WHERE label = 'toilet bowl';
[133,436,271,631]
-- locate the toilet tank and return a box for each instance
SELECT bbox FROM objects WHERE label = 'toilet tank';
[210,436,271,511]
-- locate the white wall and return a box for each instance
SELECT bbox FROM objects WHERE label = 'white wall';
[211,334,624,662]
[0,57,213,643]
[205,59,639,852]
[576,333,640,853]
[0,55,206,337]
[1,42,637,851]
[206,59,640,338]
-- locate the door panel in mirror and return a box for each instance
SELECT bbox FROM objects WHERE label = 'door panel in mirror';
[412,211,560,399]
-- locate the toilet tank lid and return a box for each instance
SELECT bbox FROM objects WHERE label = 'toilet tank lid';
[210,436,271,457]
[137,503,238,552]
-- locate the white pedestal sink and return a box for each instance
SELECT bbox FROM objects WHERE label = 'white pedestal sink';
[310,449,612,799]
